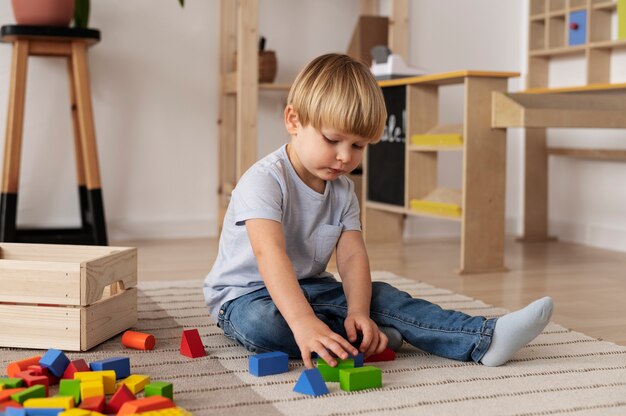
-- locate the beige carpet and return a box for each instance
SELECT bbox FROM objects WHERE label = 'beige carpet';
[2,271,626,415]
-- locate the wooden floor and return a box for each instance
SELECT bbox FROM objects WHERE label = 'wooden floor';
[115,236,626,347]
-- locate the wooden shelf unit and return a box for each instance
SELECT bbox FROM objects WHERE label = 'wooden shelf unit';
[364,71,519,274]
[528,0,626,88]
[489,0,626,242]
[217,0,409,229]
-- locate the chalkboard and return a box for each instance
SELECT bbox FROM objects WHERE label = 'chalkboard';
[367,86,406,206]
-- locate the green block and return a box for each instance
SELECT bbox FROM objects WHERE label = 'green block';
[316,358,355,382]
[339,366,382,392]
[11,384,46,404]
[144,381,174,400]
[59,379,81,405]
[0,378,24,388]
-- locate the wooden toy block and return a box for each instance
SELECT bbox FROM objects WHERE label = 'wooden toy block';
[59,409,92,416]
[58,380,81,406]
[62,360,90,380]
[293,368,328,396]
[1,389,25,403]
[89,357,131,379]
[104,384,135,415]
[339,366,382,392]
[0,243,138,351]
[122,330,156,350]
[144,382,173,400]
[9,408,64,416]
[4,408,27,416]
[315,358,356,382]
[7,357,42,378]
[23,396,74,410]
[117,375,150,395]
[248,351,289,377]
[15,371,48,396]
[10,385,46,405]
[0,384,4,391]
[129,406,192,415]
[77,396,104,413]
[116,396,175,416]
[351,353,364,367]
[26,365,59,386]
[39,349,70,378]
[0,379,23,389]
[74,371,115,395]
[79,381,104,400]
[0,400,22,411]
[364,347,396,363]
[179,329,205,358]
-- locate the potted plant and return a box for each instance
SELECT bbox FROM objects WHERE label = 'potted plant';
[11,0,76,26]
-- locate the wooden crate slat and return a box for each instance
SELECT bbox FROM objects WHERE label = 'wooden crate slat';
[0,242,126,262]
[81,288,137,351]
[82,247,137,305]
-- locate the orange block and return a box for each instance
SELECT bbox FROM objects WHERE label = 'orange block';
[122,330,156,350]
[0,388,25,403]
[117,396,175,416]
[0,400,22,411]
[7,357,42,378]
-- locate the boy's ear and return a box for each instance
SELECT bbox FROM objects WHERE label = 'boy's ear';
[284,105,299,135]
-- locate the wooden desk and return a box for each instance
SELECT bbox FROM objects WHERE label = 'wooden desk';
[364,70,519,274]
[492,83,626,241]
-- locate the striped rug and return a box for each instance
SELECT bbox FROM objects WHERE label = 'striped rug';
[2,271,626,415]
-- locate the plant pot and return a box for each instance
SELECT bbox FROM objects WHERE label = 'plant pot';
[231,50,278,83]
[11,0,76,27]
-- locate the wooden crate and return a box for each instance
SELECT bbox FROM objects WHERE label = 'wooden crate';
[0,243,137,351]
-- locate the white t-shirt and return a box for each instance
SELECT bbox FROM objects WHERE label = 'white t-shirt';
[203,144,361,321]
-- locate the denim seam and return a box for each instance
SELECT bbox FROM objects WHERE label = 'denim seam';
[221,318,277,353]
[311,302,489,336]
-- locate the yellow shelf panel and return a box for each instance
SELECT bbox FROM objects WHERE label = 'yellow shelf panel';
[409,188,462,219]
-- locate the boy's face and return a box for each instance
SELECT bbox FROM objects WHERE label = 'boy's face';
[285,107,369,190]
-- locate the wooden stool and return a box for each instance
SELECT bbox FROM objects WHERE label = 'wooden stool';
[0,25,107,245]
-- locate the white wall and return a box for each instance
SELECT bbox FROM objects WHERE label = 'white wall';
[1,0,625,252]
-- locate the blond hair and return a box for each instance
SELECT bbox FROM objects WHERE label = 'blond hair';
[287,54,386,142]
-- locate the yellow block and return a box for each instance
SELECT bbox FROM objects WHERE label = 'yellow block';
[117,374,151,394]
[410,199,462,218]
[128,407,192,416]
[24,396,74,410]
[0,384,4,391]
[74,370,116,394]
[60,410,92,416]
[80,380,104,400]
[411,133,463,147]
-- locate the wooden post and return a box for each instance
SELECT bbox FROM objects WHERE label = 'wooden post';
[389,0,409,60]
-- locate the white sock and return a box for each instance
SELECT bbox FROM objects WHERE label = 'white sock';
[480,296,553,367]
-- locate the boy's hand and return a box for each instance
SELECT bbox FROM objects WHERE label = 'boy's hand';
[292,316,359,369]
[344,312,388,357]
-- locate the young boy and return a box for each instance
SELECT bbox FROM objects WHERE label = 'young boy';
[203,53,553,369]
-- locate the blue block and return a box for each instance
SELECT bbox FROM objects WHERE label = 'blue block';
[89,356,131,379]
[26,410,64,416]
[569,10,587,46]
[293,368,329,396]
[39,349,70,378]
[248,351,289,377]
[351,352,364,367]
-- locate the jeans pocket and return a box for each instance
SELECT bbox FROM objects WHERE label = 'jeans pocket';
[314,223,342,265]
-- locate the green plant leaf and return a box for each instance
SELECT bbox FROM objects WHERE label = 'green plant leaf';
[74,0,90,29]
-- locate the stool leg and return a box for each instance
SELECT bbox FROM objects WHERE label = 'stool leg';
[1,40,29,242]
[66,57,90,230]
[71,41,108,245]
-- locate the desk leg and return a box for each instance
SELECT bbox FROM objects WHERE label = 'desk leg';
[520,128,551,242]
[460,77,508,274]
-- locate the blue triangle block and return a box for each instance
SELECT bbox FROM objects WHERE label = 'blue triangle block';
[293,368,329,396]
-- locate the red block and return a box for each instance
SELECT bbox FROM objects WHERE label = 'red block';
[6,356,42,378]
[78,396,105,413]
[117,396,175,416]
[16,370,49,396]
[364,347,396,363]
[0,400,22,411]
[0,389,25,403]
[180,329,206,358]
[62,359,90,379]
[27,365,60,386]
[105,384,136,414]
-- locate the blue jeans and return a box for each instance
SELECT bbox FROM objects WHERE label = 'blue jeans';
[217,276,496,362]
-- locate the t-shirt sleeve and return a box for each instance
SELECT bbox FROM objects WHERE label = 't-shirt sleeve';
[231,167,283,225]
[341,180,361,232]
